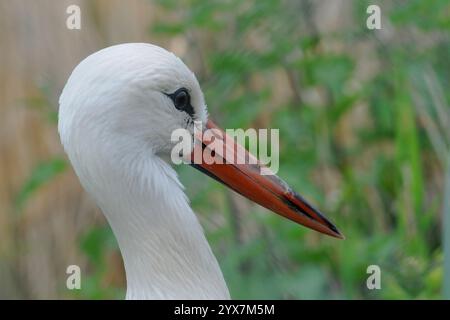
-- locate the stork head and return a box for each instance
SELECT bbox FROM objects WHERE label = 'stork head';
[59,43,206,159]
[58,43,343,239]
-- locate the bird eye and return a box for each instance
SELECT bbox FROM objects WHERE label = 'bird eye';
[174,89,189,110]
[166,88,195,118]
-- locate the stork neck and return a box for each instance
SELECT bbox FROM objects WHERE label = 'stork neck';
[96,156,230,299]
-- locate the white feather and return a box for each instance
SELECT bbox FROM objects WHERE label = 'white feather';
[58,43,230,299]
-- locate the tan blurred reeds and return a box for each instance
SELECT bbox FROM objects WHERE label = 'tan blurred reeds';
[0,0,170,299]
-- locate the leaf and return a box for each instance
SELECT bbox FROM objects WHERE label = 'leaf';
[80,225,117,266]
[151,22,186,35]
[15,157,67,211]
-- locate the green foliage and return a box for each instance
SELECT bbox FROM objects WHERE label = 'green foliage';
[154,0,448,299]
[390,0,450,30]
[15,158,67,211]
[25,82,59,124]
[72,226,124,299]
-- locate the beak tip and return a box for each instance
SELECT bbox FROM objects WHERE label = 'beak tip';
[326,223,345,239]
[328,227,345,239]
[334,232,345,240]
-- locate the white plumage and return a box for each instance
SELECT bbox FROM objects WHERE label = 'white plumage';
[59,43,229,299]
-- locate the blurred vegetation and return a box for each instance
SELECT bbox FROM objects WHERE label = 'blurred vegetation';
[13,0,450,299]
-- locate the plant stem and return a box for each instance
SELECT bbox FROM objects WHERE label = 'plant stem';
[444,151,450,299]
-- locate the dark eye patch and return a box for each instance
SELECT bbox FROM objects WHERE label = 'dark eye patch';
[165,88,195,119]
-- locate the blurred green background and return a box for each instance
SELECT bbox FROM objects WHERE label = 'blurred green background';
[0,0,449,299]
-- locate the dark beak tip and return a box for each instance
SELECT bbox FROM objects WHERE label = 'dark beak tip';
[328,222,345,239]
[333,231,345,240]
[323,221,345,239]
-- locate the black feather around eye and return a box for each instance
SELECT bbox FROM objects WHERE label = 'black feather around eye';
[165,88,195,119]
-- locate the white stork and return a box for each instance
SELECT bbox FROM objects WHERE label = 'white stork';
[58,43,342,300]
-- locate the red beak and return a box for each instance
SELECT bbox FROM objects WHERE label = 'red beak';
[189,120,344,239]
